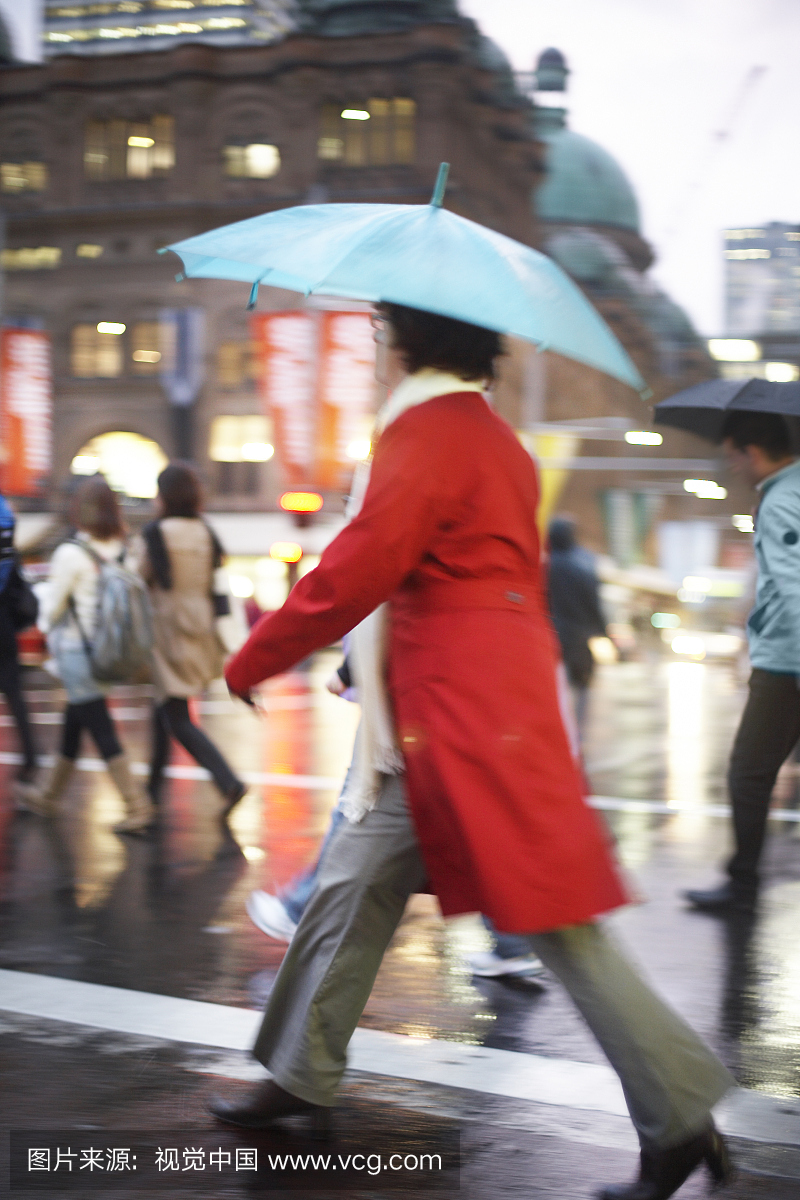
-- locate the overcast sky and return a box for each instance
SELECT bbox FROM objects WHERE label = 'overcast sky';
[461,0,800,337]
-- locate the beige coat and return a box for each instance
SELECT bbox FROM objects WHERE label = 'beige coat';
[129,517,225,700]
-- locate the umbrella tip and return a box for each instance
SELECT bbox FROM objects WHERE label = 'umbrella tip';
[430,163,450,208]
[639,386,654,401]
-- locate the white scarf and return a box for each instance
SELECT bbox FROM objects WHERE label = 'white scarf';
[340,369,487,822]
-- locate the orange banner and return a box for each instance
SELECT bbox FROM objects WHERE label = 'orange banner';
[250,312,316,487]
[0,329,52,497]
[316,311,376,490]
[251,309,377,492]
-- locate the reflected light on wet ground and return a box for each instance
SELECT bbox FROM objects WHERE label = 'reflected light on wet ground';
[666,661,707,808]
[3,652,800,1097]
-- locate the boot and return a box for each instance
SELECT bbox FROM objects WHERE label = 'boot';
[13,756,76,816]
[107,754,155,834]
[597,1122,734,1200]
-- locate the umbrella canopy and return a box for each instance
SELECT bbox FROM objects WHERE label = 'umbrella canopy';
[655,377,800,442]
[164,165,645,393]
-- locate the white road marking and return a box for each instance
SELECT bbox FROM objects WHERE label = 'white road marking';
[0,751,341,790]
[3,748,799,820]
[0,969,794,1151]
[0,709,147,726]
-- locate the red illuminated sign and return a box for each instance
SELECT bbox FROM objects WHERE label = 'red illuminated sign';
[0,329,52,497]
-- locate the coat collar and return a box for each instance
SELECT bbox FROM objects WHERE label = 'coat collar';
[376,368,486,435]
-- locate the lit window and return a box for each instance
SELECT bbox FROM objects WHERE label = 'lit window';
[216,340,258,388]
[70,324,124,378]
[624,431,663,446]
[131,322,162,374]
[209,415,273,463]
[318,98,415,166]
[707,339,761,362]
[1,247,61,270]
[223,143,281,179]
[0,162,48,193]
[45,15,249,44]
[84,115,174,181]
[70,432,167,499]
[76,243,104,258]
[683,479,727,500]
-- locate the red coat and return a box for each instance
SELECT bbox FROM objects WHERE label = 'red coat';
[226,392,628,933]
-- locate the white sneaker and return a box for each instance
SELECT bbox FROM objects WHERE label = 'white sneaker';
[467,950,546,978]
[246,891,298,942]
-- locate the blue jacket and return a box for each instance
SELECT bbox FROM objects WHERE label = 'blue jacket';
[748,458,800,673]
[0,493,15,594]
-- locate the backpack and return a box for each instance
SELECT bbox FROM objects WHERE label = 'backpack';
[67,540,154,683]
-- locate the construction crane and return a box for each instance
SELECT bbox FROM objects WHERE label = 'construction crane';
[661,64,767,245]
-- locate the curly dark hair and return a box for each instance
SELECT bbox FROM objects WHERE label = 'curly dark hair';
[157,461,203,518]
[380,303,503,381]
[68,476,124,541]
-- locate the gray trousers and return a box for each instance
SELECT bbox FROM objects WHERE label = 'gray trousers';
[254,775,733,1148]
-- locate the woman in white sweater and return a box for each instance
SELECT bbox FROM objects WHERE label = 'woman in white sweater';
[16,477,153,832]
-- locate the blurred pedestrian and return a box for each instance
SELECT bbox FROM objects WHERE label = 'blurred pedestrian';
[210,303,733,1200]
[685,411,800,915]
[128,462,246,817]
[547,515,606,736]
[15,478,153,832]
[0,491,39,785]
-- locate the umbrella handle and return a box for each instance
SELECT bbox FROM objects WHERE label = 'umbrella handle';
[430,162,450,208]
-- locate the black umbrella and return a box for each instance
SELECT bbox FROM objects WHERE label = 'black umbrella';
[654,378,800,442]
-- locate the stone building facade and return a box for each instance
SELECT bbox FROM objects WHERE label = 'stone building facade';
[2,0,540,515]
[2,5,748,592]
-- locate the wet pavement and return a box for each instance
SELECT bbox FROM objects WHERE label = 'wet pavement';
[2,649,800,1196]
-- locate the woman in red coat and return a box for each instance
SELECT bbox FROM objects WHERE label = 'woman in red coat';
[212,305,733,1200]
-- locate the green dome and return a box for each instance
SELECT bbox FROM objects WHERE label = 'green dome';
[536,122,640,232]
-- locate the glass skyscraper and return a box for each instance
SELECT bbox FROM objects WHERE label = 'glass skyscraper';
[725,222,800,336]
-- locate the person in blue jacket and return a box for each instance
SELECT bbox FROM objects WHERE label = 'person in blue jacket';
[686,411,800,914]
[0,492,38,783]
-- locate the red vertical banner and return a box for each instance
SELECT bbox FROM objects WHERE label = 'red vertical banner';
[250,311,316,487]
[315,311,376,491]
[0,329,52,497]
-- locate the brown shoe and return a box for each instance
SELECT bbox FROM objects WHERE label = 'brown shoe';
[208,1080,332,1138]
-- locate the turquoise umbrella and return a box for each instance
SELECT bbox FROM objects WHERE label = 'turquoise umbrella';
[163,164,646,393]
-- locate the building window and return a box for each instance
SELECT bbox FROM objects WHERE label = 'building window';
[217,340,259,388]
[84,115,174,181]
[0,162,48,192]
[70,432,168,500]
[131,322,162,374]
[223,143,281,179]
[209,414,273,496]
[318,99,415,166]
[70,323,125,378]
[209,415,273,463]
[1,247,61,270]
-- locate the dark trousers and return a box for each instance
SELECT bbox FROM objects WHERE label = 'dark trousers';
[0,652,38,775]
[727,668,800,891]
[149,697,239,799]
[61,698,122,762]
